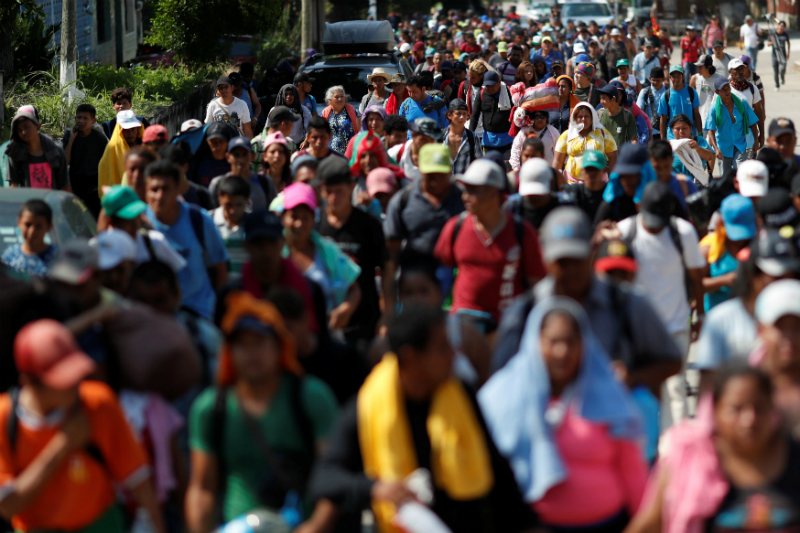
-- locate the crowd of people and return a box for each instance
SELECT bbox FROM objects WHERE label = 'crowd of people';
[0,4,800,533]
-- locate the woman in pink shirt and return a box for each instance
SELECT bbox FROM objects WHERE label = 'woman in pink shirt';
[479,297,647,532]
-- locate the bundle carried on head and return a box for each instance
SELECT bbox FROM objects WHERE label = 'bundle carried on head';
[509,79,560,136]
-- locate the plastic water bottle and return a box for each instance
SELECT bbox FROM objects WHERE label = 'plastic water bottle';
[214,509,291,533]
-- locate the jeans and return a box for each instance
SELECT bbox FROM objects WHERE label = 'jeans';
[721,147,748,175]
[773,55,787,87]
[745,47,759,70]
[682,61,698,77]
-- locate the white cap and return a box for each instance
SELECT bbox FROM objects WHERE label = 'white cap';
[89,230,137,270]
[519,158,553,196]
[736,160,769,198]
[437,24,448,33]
[756,279,800,325]
[728,57,745,70]
[457,159,507,190]
[399,42,412,53]
[610,28,621,36]
[117,109,142,130]
[573,42,586,53]
[590,37,601,45]
[181,118,203,132]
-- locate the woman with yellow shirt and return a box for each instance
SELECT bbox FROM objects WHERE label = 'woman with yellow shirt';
[552,102,618,182]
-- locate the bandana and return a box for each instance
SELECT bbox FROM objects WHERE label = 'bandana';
[729,77,750,93]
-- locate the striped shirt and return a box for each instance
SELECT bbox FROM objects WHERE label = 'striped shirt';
[211,207,247,276]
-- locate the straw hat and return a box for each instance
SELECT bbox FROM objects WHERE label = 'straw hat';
[368,68,391,83]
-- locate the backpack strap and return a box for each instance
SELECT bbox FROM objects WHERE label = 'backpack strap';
[188,205,208,264]
[140,229,157,262]
[668,216,685,267]
[396,184,414,237]
[465,128,476,160]
[212,387,228,485]
[450,212,469,257]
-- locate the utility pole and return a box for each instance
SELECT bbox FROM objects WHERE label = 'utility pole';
[302,0,313,60]
[60,0,78,102]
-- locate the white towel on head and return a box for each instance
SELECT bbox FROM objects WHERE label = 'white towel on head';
[670,138,708,186]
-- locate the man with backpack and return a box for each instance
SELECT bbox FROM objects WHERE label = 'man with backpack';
[186,293,338,533]
[434,159,546,331]
[636,67,667,140]
[598,84,638,148]
[657,65,703,140]
[468,71,514,162]
[617,180,706,425]
[145,160,229,320]
[208,136,277,211]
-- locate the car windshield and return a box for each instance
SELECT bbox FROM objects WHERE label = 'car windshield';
[562,3,611,17]
[304,65,399,104]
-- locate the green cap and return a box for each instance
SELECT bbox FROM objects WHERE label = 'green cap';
[669,65,685,75]
[581,150,607,170]
[616,58,629,67]
[418,144,452,174]
[101,185,147,220]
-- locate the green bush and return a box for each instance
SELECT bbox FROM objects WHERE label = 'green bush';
[77,63,219,102]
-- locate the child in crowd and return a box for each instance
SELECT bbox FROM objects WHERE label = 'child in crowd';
[1,199,58,278]
[211,176,251,276]
[7,106,70,191]
[63,103,108,216]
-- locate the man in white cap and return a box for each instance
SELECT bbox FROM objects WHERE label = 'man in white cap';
[90,230,138,295]
[604,28,629,79]
[434,158,546,329]
[735,159,769,201]
[728,57,765,156]
[7,105,71,191]
[739,15,762,70]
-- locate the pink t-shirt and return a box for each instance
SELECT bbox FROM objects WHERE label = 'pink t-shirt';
[533,406,648,526]
[29,162,53,189]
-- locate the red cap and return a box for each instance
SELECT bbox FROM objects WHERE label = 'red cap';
[413,42,425,52]
[142,124,169,144]
[14,320,96,390]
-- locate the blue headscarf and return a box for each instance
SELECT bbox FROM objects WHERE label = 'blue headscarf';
[478,297,643,503]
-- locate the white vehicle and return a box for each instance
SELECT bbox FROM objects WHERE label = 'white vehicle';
[559,0,614,28]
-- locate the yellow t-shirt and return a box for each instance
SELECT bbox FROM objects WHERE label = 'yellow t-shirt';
[554,128,617,179]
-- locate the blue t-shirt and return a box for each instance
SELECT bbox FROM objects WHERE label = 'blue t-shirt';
[399,96,449,139]
[146,202,229,319]
[1,244,57,278]
[703,99,759,158]
[302,95,318,115]
[656,86,700,139]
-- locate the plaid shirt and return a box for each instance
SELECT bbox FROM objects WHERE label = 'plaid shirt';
[441,127,483,175]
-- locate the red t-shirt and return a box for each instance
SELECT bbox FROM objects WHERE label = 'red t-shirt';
[460,42,482,54]
[680,36,702,63]
[434,214,546,321]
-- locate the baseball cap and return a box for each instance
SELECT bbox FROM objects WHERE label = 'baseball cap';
[413,42,425,52]
[736,160,769,198]
[409,117,444,140]
[425,47,436,57]
[686,25,696,31]
[228,72,243,86]
[755,226,800,277]
[713,77,731,91]
[594,238,637,274]
[712,39,724,48]
[90,230,137,270]
[610,28,621,36]
[458,159,507,190]
[269,106,301,123]
[243,210,284,241]
[293,72,315,84]
[498,41,508,53]
[49,240,98,285]
[117,110,142,130]
[366,168,398,196]
[614,143,648,175]
[232,316,277,338]
[101,185,147,220]
[581,150,607,170]
[740,55,753,67]
[205,122,232,142]
[290,154,317,177]
[418,143,452,174]
[669,65,685,75]
[758,187,800,228]
[14,319,95,390]
[539,207,592,262]
[482,71,500,86]
[452,61,467,73]
[216,76,232,87]
[316,156,352,186]
[399,42,412,53]
[769,117,796,137]
[644,21,653,28]
[263,131,288,150]
[694,54,713,68]
[143,124,168,144]
[728,57,745,70]
[720,193,757,241]
[448,98,468,112]
[542,36,554,43]
[518,159,553,196]
[283,182,317,211]
[756,279,800,325]
[573,42,586,53]
[440,61,454,72]
[12,105,40,128]
[640,181,677,229]
[616,58,629,67]
[228,136,254,153]
[551,59,565,69]
[388,73,407,85]
[181,119,203,132]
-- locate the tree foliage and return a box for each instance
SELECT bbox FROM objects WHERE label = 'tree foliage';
[0,0,60,82]
[147,0,284,68]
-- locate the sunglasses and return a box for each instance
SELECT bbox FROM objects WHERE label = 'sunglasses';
[532,113,548,120]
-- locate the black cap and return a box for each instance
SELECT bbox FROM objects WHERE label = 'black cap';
[641,181,677,229]
[228,72,243,86]
[268,105,301,123]
[755,226,800,277]
[551,59,565,68]
[206,121,233,141]
[598,83,620,99]
[452,61,467,72]
[614,143,649,174]
[216,76,232,87]
[409,117,444,140]
[758,187,800,228]
[712,39,724,48]
[769,117,796,138]
[243,210,284,242]
[316,156,353,186]
[756,147,789,182]
[643,21,653,28]
[594,238,638,273]
[294,72,315,84]
[440,60,454,71]
[448,98,468,112]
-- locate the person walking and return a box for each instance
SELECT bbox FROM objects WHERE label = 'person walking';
[321,86,360,155]
[359,68,392,113]
[689,54,723,128]
[680,26,704,77]
[704,78,760,174]
[703,14,726,50]
[739,15,762,70]
[469,71,515,162]
[770,20,790,90]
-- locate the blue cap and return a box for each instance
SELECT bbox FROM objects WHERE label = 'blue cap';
[720,193,757,241]
[614,143,648,174]
[575,53,590,63]
[243,210,284,241]
[440,60,454,71]
[232,316,276,338]
[482,71,500,86]
[228,136,253,153]
[608,80,627,106]
[713,77,731,92]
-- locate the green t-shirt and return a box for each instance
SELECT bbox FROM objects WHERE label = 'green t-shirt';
[189,374,339,521]
[599,108,638,149]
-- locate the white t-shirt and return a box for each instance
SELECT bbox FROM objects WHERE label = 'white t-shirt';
[617,215,706,334]
[204,97,252,135]
[132,228,187,273]
[730,81,761,109]
[740,23,760,49]
[696,72,723,124]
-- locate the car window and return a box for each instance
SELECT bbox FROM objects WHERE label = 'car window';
[305,66,399,105]
[562,3,611,17]
[59,197,97,241]
[0,202,54,256]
